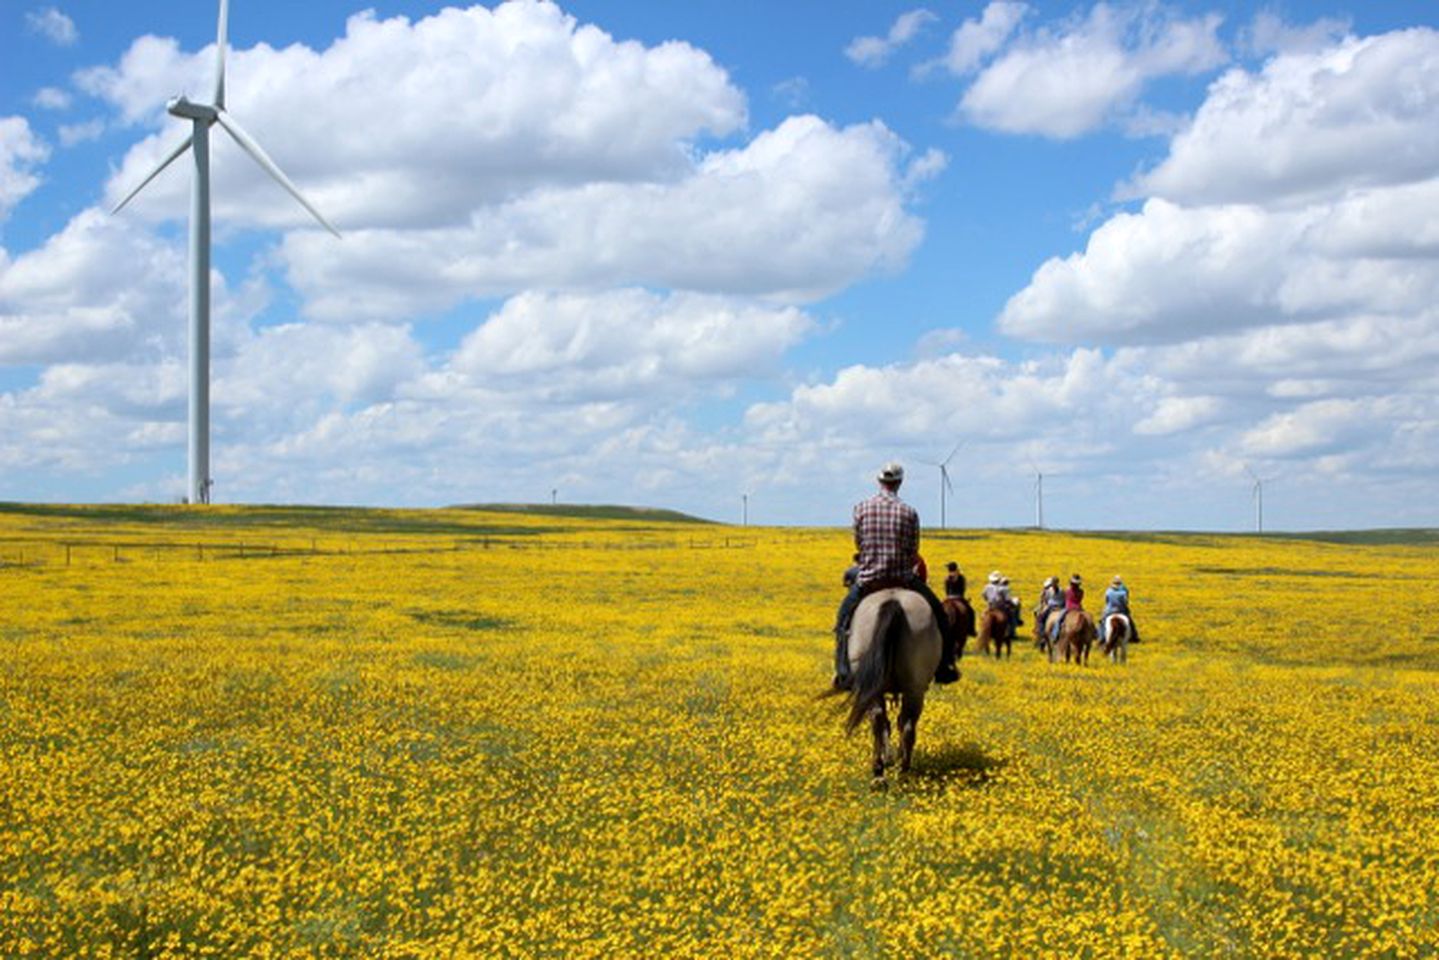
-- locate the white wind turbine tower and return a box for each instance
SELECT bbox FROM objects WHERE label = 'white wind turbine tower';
[919,441,964,529]
[1030,463,1065,530]
[1244,465,1278,533]
[1034,469,1045,529]
[111,0,339,504]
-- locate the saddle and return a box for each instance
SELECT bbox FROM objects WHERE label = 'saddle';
[858,576,913,598]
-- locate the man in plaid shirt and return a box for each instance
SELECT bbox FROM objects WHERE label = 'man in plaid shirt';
[833,462,960,687]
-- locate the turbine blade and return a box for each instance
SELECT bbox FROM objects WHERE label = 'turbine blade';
[215,110,341,237]
[110,134,194,214]
[214,0,230,108]
[943,440,964,465]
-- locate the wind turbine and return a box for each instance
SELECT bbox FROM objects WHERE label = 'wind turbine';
[1029,463,1066,530]
[1243,465,1277,533]
[1034,469,1045,530]
[111,0,339,504]
[920,441,964,529]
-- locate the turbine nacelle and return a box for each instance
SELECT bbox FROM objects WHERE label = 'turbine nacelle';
[167,97,218,122]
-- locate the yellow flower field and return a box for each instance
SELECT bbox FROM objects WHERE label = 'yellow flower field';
[1,504,1437,957]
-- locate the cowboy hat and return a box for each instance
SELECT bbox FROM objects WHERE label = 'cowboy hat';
[876,462,904,484]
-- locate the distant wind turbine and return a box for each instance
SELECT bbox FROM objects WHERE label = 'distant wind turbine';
[111,0,339,504]
[1244,465,1278,533]
[1029,463,1067,530]
[919,441,964,529]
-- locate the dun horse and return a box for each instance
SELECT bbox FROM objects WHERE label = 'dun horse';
[1054,610,1096,665]
[1100,613,1130,663]
[976,605,1010,658]
[1033,606,1056,657]
[831,590,941,782]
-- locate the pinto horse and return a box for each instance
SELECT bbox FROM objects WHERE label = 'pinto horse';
[1100,613,1130,663]
[831,589,941,783]
[977,605,1011,659]
[941,596,976,660]
[1055,610,1096,665]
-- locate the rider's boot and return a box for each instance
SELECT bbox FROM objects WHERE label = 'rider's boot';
[934,624,960,684]
[832,628,852,689]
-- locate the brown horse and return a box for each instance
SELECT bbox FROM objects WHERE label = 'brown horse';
[1055,610,1096,665]
[832,589,941,783]
[1100,613,1130,663]
[941,596,976,660]
[976,605,1009,658]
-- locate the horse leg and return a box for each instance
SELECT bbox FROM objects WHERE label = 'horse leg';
[870,706,890,781]
[897,695,922,774]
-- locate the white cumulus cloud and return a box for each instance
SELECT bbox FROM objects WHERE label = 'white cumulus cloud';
[1131,28,1439,205]
[958,3,1227,139]
[0,117,50,221]
[87,1,747,232]
[847,9,939,68]
[25,7,77,46]
[937,1,1027,76]
[281,116,931,321]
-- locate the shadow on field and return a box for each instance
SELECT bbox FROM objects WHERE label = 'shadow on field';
[907,742,1006,789]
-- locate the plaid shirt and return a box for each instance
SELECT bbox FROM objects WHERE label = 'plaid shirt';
[853,489,919,586]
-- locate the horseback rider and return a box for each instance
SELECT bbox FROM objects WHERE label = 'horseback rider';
[1050,573,1085,645]
[832,462,960,688]
[980,571,1003,608]
[999,575,1022,638]
[979,571,1017,638]
[943,561,966,599]
[1098,574,1140,644]
[1034,576,1063,643]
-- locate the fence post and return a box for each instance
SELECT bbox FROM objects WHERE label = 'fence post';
[65,544,71,566]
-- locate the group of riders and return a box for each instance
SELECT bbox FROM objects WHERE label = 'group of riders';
[976,569,1141,651]
[832,460,1140,688]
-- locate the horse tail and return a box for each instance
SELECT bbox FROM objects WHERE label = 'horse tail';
[845,598,905,734]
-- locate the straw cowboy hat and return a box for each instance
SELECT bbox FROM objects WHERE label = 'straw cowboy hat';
[988,571,1001,583]
[1112,574,1124,585]
[1070,574,1083,585]
[876,462,905,484]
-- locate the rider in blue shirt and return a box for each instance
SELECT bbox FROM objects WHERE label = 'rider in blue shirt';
[1098,575,1139,644]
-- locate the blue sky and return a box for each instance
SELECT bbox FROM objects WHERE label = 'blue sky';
[1,1,1437,530]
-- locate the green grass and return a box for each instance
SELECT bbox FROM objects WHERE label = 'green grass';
[452,502,714,524]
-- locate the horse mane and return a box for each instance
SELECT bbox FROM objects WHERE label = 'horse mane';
[845,597,905,734]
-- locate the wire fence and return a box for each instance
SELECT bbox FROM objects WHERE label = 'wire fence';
[0,532,800,569]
